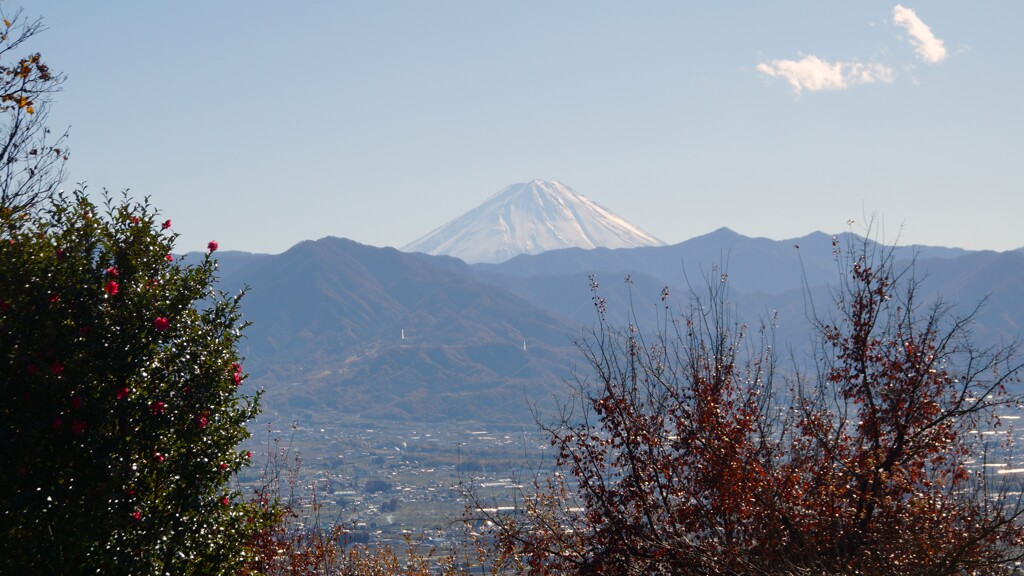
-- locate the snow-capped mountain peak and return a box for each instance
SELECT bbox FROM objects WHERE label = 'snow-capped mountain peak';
[402,180,664,263]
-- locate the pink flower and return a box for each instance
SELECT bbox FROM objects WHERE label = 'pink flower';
[70,420,86,435]
[104,281,119,295]
[131,510,141,521]
[106,266,118,276]
[50,362,64,376]
[51,417,62,431]
[150,401,165,415]
[161,219,172,230]
[207,240,218,253]
[115,387,129,400]
[153,317,169,331]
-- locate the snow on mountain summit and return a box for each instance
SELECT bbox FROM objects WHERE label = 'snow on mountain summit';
[402,180,664,263]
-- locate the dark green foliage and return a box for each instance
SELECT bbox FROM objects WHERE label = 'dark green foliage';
[0,191,270,574]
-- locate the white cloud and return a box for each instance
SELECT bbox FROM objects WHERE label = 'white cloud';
[893,5,947,64]
[757,55,894,95]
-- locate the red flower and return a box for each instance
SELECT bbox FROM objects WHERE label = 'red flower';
[51,417,63,431]
[150,401,165,415]
[104,280,119,295]
[196,413,209,428]
[207,240,218,253]
[48,293,59,304]
[153,317,169,331]
[106,266,118,276]
[219,462,228,470]
[115,387,129,400]
[70,420,86,435]
[26,364,38,375]
[55,248,64,260]
[50,362,64,376]
[161,219,172,230]
[165,254,173,262]
[0,300,10,312]
[131,216,140,224]
[246,451,253,459]
[131,510,141,521]
[79,326,90,335]
[154,452,164,463]
[220,496,230,506]
[70,396,82,410]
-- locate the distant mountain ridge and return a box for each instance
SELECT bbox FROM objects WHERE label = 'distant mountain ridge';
[474,227,974,297]
[402,179,664,264]
[206,229,1023,425]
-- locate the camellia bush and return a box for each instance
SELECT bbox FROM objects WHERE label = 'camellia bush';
[0,190,270,574]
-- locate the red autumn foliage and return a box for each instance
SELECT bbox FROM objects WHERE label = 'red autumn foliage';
[478,234,1024,576]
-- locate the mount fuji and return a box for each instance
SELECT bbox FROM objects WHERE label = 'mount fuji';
[402,179,664,263]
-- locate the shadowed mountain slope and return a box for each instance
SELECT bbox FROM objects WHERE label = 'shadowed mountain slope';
[218,237,580,423]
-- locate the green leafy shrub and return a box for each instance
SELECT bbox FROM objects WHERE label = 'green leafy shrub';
[0,191,270,574]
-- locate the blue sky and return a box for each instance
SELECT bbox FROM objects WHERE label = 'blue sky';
[25,2,1024,253]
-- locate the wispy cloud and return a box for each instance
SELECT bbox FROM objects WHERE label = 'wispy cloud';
[893,5,947,63]
[757,55,894,95]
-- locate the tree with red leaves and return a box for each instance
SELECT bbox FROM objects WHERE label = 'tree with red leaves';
[480,234,1024,575]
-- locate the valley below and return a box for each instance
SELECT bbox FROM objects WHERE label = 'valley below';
[238,414,557,551]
